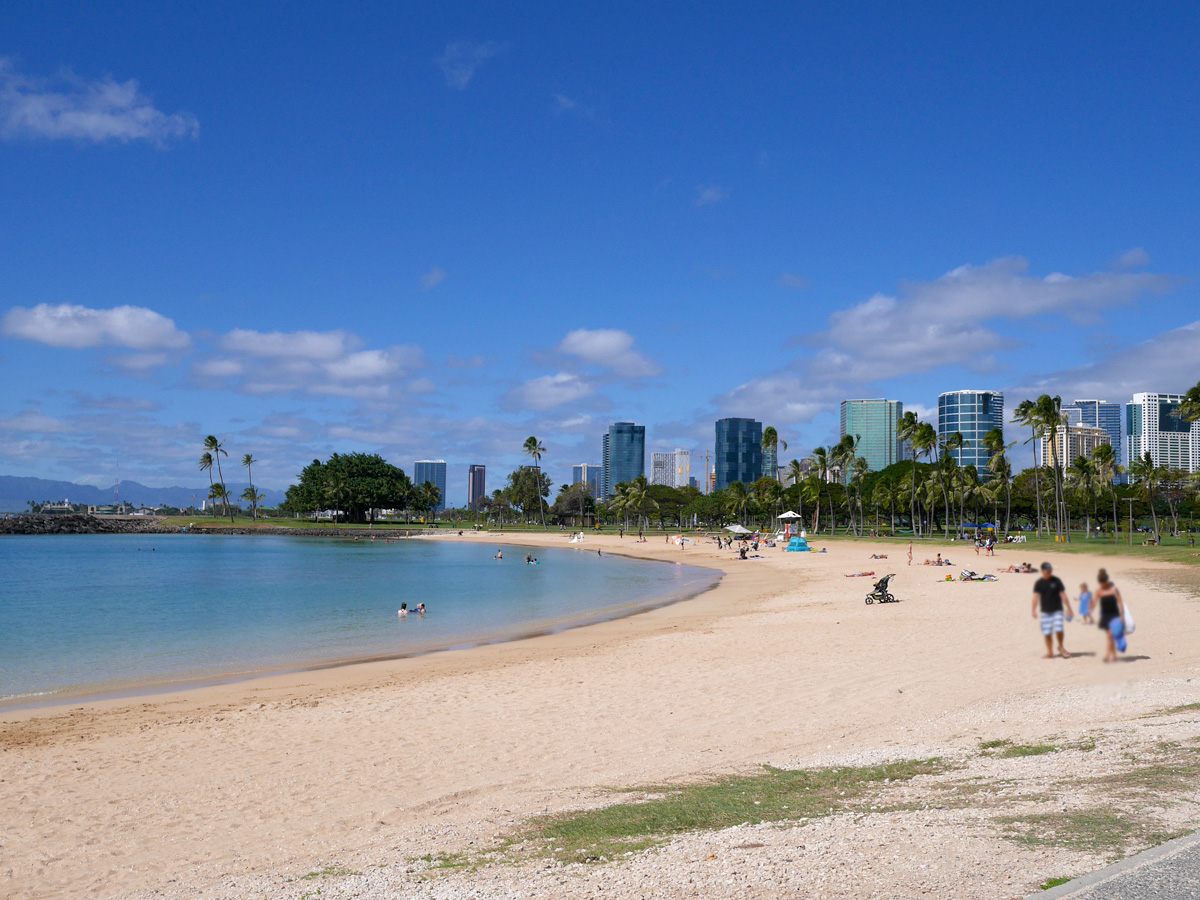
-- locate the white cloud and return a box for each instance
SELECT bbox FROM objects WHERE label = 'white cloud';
[0,409,72,434]
[1009,320,1200,402]
[193,358,244,378]
[509,373,595,411]
[420,267,447,290]
[714,256,1176,429]
[777,272,809,290]
[556,328,661,377]
[437,41,510,90]
[551,93,596,120]
[108,351,170,370]
[0,57,198,145]
[1,303,190,350]
[220,328,355,360]
[323,349,398,382]
[1116,247,1151,269]
[694,185,728,207]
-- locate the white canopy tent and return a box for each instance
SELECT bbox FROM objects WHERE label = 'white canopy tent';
[724,523,752,534]
[777,511,802,520]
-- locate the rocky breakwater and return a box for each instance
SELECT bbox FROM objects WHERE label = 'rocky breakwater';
[0,514,178,535]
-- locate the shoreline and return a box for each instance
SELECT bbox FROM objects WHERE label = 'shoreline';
[0,534,721,714]
[4,533,1200,900]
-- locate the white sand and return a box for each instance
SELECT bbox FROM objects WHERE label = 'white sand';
[2,532,1198,899]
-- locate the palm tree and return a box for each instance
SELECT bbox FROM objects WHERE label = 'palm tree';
[808,446,834,535]
[851,457,869,535]
[940,432,965,537]
[1181,379,1200,423]
[326,472,348,524]
[1013,399,1045,538]
[910,422,938,537]
[241,487,265,516]
[785,459,805,528]
[204,435,233,521]
[241,453,258,520]
[1031,395,1066,541]
[522,436,548,529]
[726,480,751,525]
[897,411,921,536]
[1128,451,1161,540]
[199,452,216,516]
[1091,443,1123,543]
[761,427,787,481]
[982,428,1014,536]
[208,483,226,515]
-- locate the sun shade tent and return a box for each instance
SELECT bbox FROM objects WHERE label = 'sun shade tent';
[777,511,802,520]
[725,524,752,534]
[787,536,810,552]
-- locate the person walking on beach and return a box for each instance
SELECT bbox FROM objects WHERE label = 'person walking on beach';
[1095,569,1127,663]
[1031,562,1072,659]
[1077,582,1094,625]
[907,542,913,566]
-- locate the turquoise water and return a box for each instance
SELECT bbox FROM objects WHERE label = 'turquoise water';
[0,535,717,708]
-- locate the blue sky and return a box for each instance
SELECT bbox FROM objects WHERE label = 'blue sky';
[1,2,1198,503]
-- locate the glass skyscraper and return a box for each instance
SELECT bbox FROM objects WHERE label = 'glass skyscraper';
[840,399,904,474]
[714,417,763,490]
[572,463,603,496]
[601,423,645,499]
[1063,399,1124,482]
[413,460,448,511]
[937,391,1004,480]
[466,464,486,511]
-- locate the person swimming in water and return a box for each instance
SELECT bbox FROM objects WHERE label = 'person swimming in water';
[494,550,503,559]
[398,603,408,617]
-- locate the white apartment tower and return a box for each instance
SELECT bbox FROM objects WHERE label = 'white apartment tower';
[1127,392,1199,473]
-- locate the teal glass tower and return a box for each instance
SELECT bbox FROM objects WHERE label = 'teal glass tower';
[937,391,1003,479]
[839,399,904,474]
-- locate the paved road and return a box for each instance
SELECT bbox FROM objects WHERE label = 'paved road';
[1034,831,1200,899]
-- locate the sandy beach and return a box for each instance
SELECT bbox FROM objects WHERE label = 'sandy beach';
[4,532,1200,900]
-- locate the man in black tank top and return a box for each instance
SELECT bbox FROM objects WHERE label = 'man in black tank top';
[1031,562,1072,659]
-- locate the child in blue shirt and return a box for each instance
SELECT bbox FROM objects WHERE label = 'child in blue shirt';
[1077,583,1094,624]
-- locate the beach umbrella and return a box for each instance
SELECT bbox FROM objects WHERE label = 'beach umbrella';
[777,511,802,520]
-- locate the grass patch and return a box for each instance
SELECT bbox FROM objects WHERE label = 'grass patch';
[1153,702,1200,717]
[1041,875,1072,890]
[301,864,359,880]
[979,739,1059,758]
[511,758,946,865]
[412,852,474,871]
[1000,809,1147,855]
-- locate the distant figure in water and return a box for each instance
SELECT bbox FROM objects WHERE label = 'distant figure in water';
[524,553,533,564]
[597,549,602,557]
[416,603,426,616]
[398,603,409,617]
[494,550,503,560]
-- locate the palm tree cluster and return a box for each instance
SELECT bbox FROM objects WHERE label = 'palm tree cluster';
[198,437,263,522]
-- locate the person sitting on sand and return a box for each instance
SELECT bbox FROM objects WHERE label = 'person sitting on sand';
[935,553,944,566]
[869,554,888,559]
[739,545,748,560]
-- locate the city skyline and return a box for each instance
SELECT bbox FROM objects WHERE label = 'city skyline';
[2,6,1200,503]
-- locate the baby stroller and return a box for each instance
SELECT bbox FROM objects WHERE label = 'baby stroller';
[865,574,898,604]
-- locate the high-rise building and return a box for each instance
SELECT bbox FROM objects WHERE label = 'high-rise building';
[840,399,904,474]
[761,443,777,481]
[1038,422,1111,468]
[602,422,645,499]
[413,460,448,511]
[572,463,603,496]
[467,464,486,511]
[1127,392,1199,473]
[938,391,1004,480]
[714,418,763,490]
[650,449,692,488]
[1063,399,1124,481]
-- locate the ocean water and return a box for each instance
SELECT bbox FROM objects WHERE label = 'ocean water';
[0,535,717,708]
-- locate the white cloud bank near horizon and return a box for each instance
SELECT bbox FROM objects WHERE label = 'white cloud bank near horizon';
[0,57,198,145]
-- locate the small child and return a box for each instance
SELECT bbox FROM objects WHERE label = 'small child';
[1077,583,1094,624]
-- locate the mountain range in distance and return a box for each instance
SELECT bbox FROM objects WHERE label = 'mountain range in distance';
[0,475,288,513]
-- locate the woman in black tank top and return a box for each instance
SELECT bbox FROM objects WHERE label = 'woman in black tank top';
[1095,568,1125,663]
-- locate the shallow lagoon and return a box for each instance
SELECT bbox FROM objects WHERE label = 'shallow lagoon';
[0,534,717,707]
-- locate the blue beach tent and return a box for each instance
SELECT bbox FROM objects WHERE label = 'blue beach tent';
[786,536,810,552]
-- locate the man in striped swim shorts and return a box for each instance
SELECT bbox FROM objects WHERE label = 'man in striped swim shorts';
[1031,562,1072,659]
